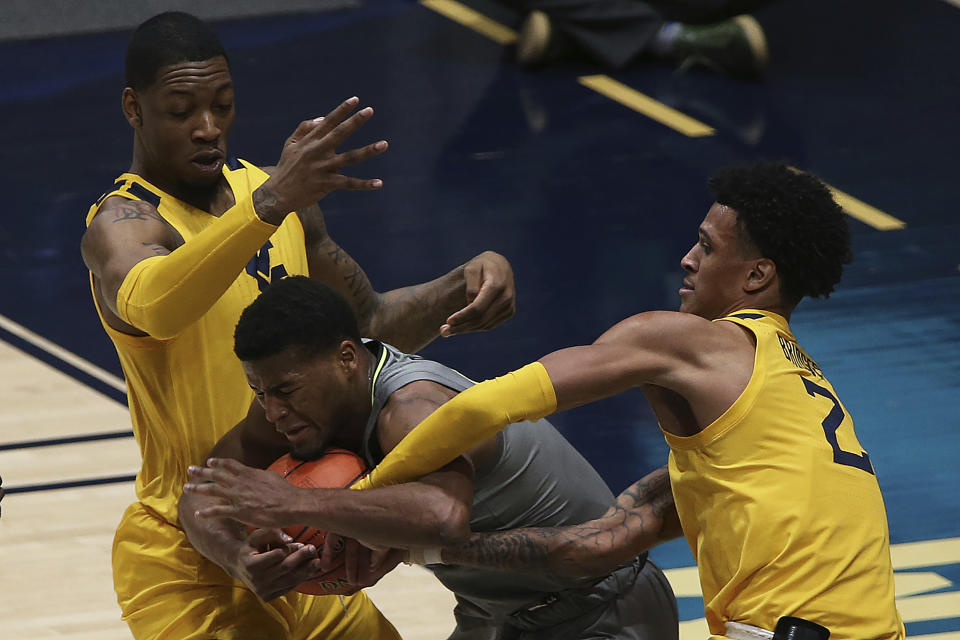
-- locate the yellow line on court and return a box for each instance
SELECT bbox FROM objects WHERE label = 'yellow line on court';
[416,3,713,138]
[578,75,715,137]
[829,185,906,231]
[419,0,517,44]
[899,590,960,623]
[788,166,906,231]
[895,571,953,598]
[418,3,906,227]
[892,536,960,570]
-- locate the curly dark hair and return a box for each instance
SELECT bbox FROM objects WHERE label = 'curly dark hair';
[234,276,361,362]
[125,12,229,91]
[708,162,852,302]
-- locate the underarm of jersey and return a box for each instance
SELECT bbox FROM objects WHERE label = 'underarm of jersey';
[115,195,277,340]
[354,362,557,490]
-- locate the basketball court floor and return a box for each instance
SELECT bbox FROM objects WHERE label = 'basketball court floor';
[1,0,958,637]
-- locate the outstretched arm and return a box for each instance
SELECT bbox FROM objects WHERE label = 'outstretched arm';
[354,311,710,489]
[441,466,682,577]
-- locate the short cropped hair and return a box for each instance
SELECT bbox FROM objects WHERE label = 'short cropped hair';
[708,162,852,302]
[125,11,229,90]
[234,276,362,362]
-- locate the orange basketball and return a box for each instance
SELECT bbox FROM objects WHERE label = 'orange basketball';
[265,448,368,595]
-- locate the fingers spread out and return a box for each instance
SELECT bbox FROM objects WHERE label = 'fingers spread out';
[326,174,384,193]
[336,140,388,169]
[322,106,375,150]
[302,97,360,142]
[287,117,323,145]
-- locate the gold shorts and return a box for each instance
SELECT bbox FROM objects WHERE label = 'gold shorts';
[112,502,400,640]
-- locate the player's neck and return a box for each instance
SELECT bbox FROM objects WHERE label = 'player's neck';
[128,158,231,215]
[723,289,794,322]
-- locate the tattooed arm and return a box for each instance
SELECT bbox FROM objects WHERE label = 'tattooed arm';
[440,466,682,578]
[81,197,182,336]
[298,205,515,353]
[80,189,285,339]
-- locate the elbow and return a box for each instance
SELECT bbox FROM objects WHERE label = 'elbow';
[138,320,182,341]
[117,301,186,340]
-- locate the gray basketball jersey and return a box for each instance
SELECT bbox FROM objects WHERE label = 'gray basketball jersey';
[361,342,618,622]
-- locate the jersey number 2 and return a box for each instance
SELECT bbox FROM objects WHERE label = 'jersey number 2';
[802,378,874,475]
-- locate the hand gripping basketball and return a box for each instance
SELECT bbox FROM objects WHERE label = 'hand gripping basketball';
[262,449,369,595]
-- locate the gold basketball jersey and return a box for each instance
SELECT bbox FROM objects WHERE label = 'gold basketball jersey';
[85,159,309,524]
[663,310,904,639]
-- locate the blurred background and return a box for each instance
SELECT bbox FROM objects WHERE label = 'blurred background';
[0,0,958,637]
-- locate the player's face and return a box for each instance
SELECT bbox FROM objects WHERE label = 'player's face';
[678,202,758,319]
[243,346,367,461]
[130,56,235,190]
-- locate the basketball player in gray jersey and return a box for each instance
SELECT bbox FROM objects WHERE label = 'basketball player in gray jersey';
[183,276,678,639]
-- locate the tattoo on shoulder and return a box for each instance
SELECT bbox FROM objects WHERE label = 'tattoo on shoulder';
[111,201,164,224]
[141,242,167,256]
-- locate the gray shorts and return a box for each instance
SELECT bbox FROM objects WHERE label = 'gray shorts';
[447,556,679,640]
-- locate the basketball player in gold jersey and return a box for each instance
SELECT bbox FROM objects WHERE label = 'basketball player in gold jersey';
[80,11,515,640]
[271,162,901,639]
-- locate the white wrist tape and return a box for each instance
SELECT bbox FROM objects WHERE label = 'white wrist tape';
[408,547,444,565]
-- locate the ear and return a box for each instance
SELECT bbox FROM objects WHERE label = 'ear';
[336,340,361,376]
[744,257,777,293]
[122,87,142,128]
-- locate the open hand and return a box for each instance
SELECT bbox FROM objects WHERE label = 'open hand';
[441,251,516,337]
[184,458,300,528]
[254,97,389,223]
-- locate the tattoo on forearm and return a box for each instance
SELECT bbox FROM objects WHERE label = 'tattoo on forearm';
[450,530,554,571]
[343,263,366,297]
[326,243,345,265]
[446,467,677,576]
[321,241,376,321]
[316,240,460,351]
[252,185,283,223]
[620,467,675,539]
[111,202,164,224]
